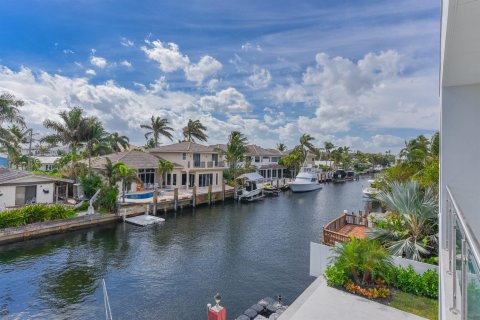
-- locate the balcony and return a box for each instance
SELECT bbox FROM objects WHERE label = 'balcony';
[443,186,480,319]
[322,212,369,246]
[190,161,225,169]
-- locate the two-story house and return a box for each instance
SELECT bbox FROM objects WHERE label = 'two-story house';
[148,142,225,188]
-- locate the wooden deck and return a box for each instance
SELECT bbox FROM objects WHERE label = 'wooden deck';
[322,212,369,246]
[337,224,368,239]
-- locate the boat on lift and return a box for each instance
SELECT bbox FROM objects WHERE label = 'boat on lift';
[332,169,347,183]
[236,172,265,201]
[363,179,380,198]
[289,166,322,193]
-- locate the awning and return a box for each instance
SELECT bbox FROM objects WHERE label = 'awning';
[236,172,264,181]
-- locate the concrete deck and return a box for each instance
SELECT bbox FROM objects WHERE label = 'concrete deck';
[124,214,165,226]
[279,277,426,320]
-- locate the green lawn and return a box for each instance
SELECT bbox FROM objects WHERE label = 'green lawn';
[389,290,438,320]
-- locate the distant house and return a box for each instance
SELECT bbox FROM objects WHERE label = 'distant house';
[149,142,225,188]
[0,168,73,208]
[0,153,8,168]
[211,144,287,179]
[88,150,183,191]
[35,156,61,172]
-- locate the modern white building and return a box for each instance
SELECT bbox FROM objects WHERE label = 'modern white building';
[440,0,480,319]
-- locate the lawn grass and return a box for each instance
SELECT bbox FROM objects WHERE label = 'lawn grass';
[389,290,438,320]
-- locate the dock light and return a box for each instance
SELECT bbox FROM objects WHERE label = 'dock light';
[214,293,221,307]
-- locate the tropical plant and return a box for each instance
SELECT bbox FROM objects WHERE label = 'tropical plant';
[102,158,124,186]
[183,119,208,142]
[329,238,393,286]
[222,131,248,180]
[79,173,103,198]
[108,132,130,152]
[367,181,438,261]
[82,117,108,172]
[140,116,173,147]
[95,185,119,213]
[117,164,139,202]
[0,93,25,127]
[277,142,287,152]
[0,204,75,228]
[278,145,303,177]
[299,133,316,160]
[157,159,174,189]
[324,141,335,167]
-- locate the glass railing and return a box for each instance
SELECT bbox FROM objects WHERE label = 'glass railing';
[445,185,480,320]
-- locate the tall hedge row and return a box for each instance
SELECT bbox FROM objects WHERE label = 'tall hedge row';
[0,204,76,228]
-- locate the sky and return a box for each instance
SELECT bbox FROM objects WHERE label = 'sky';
[0,0,440,154]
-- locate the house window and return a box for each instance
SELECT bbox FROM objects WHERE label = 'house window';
[246,156,252,162]
[254,156,260,162]
[182,173,187,185]
[15,185,37,205]
[198,173,213,187]
[138,168,155,185]
[262,157,270,162]
[166,173,171,185]
[182,153,186,160]
[216,173,218,185]
[271,157,278,163]
[272,170,277,178]
[45,164,53,171]
[173,174,177,186]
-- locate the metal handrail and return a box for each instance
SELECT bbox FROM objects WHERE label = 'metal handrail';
[446,185,480,268]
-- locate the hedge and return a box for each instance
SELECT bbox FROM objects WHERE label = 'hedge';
[0,204,76,228]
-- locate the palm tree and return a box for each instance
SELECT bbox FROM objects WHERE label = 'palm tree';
[108,132,130,152]
[222,131,248,179]
[102,158,124,186]
[299,133,315,160]
[324,141,335,167]
[367,181,438,261]
[183,119,208,142]
[140,116,173,148]
[82,117,108,173]
[0,93,25,127]
[331,238,392,285]
[158,159,174,189]
[277,142,287,152]
[117,164,139,202]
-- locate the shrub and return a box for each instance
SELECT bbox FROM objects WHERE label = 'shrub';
[0,204,76,228]
[387,265,438,298]
[95,185,119,213]
[344,281,390,299]
[324,264,348,287]
[79,173,103,198]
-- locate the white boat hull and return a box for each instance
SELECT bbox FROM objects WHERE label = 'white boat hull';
[289,183,322,193]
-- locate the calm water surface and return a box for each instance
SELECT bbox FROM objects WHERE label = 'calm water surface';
[0,178,375,319]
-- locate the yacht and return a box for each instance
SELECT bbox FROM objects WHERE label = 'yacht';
[289,167,322,193]
[362,179,380,198]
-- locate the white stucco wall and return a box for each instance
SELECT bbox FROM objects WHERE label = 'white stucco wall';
[441,84,480,240]
[36,183,55,204]
[0,186,16,207]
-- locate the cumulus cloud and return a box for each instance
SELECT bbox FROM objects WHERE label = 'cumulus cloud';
[85,69,96,76]
[90,55,108,69]
[120,60,132,68]
[184,56,222,84]
[199,88,251,114]
[246,66,271,89]
[241,42,262,52]
[142,40,221,85]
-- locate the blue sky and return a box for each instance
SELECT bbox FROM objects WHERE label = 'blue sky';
[0,0,440,153]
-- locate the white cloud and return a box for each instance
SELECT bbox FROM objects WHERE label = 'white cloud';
[85,69,96,76]
[120,60,132,68]
[90,55,108,69]
[120,37,134,47]
[184,55,222,85]
[199,87,251,114]
[246,66,271,89]
[63,49,75,55]
[241,42,262,52]
[206,79,219,92]
[141,41,189,73]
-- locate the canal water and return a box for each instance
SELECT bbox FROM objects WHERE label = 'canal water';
[0,178,375,320]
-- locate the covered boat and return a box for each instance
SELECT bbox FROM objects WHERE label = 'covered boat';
[236,172,265,201]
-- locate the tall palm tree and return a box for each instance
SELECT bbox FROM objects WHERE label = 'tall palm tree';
[157,159,174,189]
[324,141,335,167]
[0,93,25,127]
[82,117,108,173]
[299,133,315,160]
[222,131,248,179]
[140,116,173,148]
[117,164,139,202]
[183,119,208,143]
[367,181,438,261]
[108,132,130,152]
[277,142,287,152]
[102,158,124,186]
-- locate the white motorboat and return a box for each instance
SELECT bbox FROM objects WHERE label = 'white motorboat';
[289,167,322,193]
[236,172,265,201]
[362,179,379,198]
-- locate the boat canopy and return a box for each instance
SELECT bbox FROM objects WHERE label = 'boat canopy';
[236,172,264,181]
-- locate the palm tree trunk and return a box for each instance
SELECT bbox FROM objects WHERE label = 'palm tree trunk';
[362,269,370,285]
[351,267,361,285]
[122,178,125,203]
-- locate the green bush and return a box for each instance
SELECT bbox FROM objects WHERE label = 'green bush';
[324,264,348,287]
[95,185,119,213]
[79,173,103,198]
[0,204,76,228]
[387,265,439,298]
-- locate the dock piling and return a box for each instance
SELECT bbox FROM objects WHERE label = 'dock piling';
[174,188,178,211]
[208,184,212,205]
[192,186,197,208]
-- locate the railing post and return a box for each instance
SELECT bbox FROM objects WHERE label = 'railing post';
[461,239,467,320]
[450,213,459,314]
